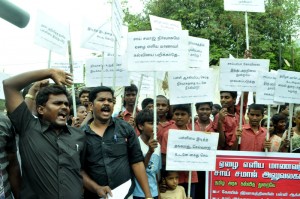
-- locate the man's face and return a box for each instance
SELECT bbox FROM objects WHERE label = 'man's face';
[247,109,263,127]
[38,94,70,127]
[124,91,137,106]
[197,104,212,122]
[92,92,114,123]
[220,92,236,108]
[79,92,89,106]
[157,97,169,117]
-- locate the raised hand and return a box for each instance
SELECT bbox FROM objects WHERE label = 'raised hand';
[50,69,73,86]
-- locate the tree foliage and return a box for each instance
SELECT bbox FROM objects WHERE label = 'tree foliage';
[124,0,300,71]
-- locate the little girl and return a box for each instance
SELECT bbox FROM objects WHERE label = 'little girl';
[160,169,192,199]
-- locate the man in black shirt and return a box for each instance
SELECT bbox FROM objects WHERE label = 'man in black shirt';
[3,69,85,199]
[81,86,153,199]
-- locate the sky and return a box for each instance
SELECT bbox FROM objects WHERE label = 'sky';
[0,0,144,75]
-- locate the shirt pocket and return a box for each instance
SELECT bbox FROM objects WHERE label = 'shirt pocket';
[107,137,128,158]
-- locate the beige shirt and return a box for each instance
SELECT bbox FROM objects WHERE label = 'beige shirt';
[160,185,186,199]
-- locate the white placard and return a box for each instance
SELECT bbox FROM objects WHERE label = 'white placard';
[219,58,269,92]
[80,19,115,53]
[224,0,265,13]
[166,130,219,171]
[111,0,123,40]
[130,72,154,95]
[149,15,182,31]
[85,57,129,87]
[188,36,209,69]
[274,70,300,103]
[127,30,189,71]
[0,73,10,100]
[50,61,84,83]
[168,69,215,105]
[256,72,277,105]
[34,11,69,55]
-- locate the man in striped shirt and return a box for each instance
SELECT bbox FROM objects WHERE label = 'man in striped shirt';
[0,113,20,198]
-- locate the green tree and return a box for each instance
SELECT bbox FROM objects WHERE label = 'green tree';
[123,0,300,71]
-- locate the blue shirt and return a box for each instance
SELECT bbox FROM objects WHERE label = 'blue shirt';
[133,136,161,197]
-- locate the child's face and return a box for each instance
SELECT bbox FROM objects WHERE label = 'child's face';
[140,121,154,138]
[197,104,212,122]
[220,92,236,108]
[173,110,190,127]
[275,119,286,132]
[165,172,179,190]
[263,120,274,133]
[157,98,169,117]
[247,109,263,127]
[293,113,300,128]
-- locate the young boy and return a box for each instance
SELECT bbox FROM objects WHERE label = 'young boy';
[271,113,290,152]
[141,98,154,110]
[133,109,161,199]
[235,104,271,151]
[213,91,248,149]
[160,104,197,199]
[192,102,214,132]
[160,169,191,199]
[156,95,174,144]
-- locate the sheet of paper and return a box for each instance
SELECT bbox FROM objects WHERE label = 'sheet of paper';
[100,179,132,199]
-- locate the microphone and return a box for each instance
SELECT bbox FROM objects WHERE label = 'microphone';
[0,0,30,28]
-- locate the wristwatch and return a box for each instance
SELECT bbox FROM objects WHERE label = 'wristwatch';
[25,94,35,100]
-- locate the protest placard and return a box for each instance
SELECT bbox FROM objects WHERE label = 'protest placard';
[219,58,269,92]
[149,15,182,31]
[188,36,209,69]
[85,57,129,87]
[80,19,115,53]
[256,72,277,105]
[0,73,10,100]
[274,70,300,103]
[224,0,265,13]
[207,151,300,199]
[168,69,215,105]
[34,11,69,55]
[166,130,219,171]
[127,30,189,71]
[130,72,154,95]
[50,61,84,83]
[111,0,123,41]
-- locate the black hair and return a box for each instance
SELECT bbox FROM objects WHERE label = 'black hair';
[78,88,90,98]
[279,103,288,112]
[220,91,237,99]
[89,86,114,103]
[141,98,154,110]
[213,104,222,111]
[36,85,68,107]
[124,84,138,93]
[271,113,286,126]
[248,104,264,115]
[35,85,69,118]
[172,104,191,115]
[161,167,178,179]
[195,102,213,110]
[135,109,154,132]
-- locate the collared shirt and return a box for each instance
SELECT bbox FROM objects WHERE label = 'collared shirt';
[157,120,175,144]
[0,113,17,199]
[190,119,214,132]
[8,102,85,199]
[240,124,266,152]
[160,123,198,184]
[122,109,139,122]
[213,96,247,150]
[82,117,144,198]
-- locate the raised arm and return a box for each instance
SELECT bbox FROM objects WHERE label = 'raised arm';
[3,69,72,113]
